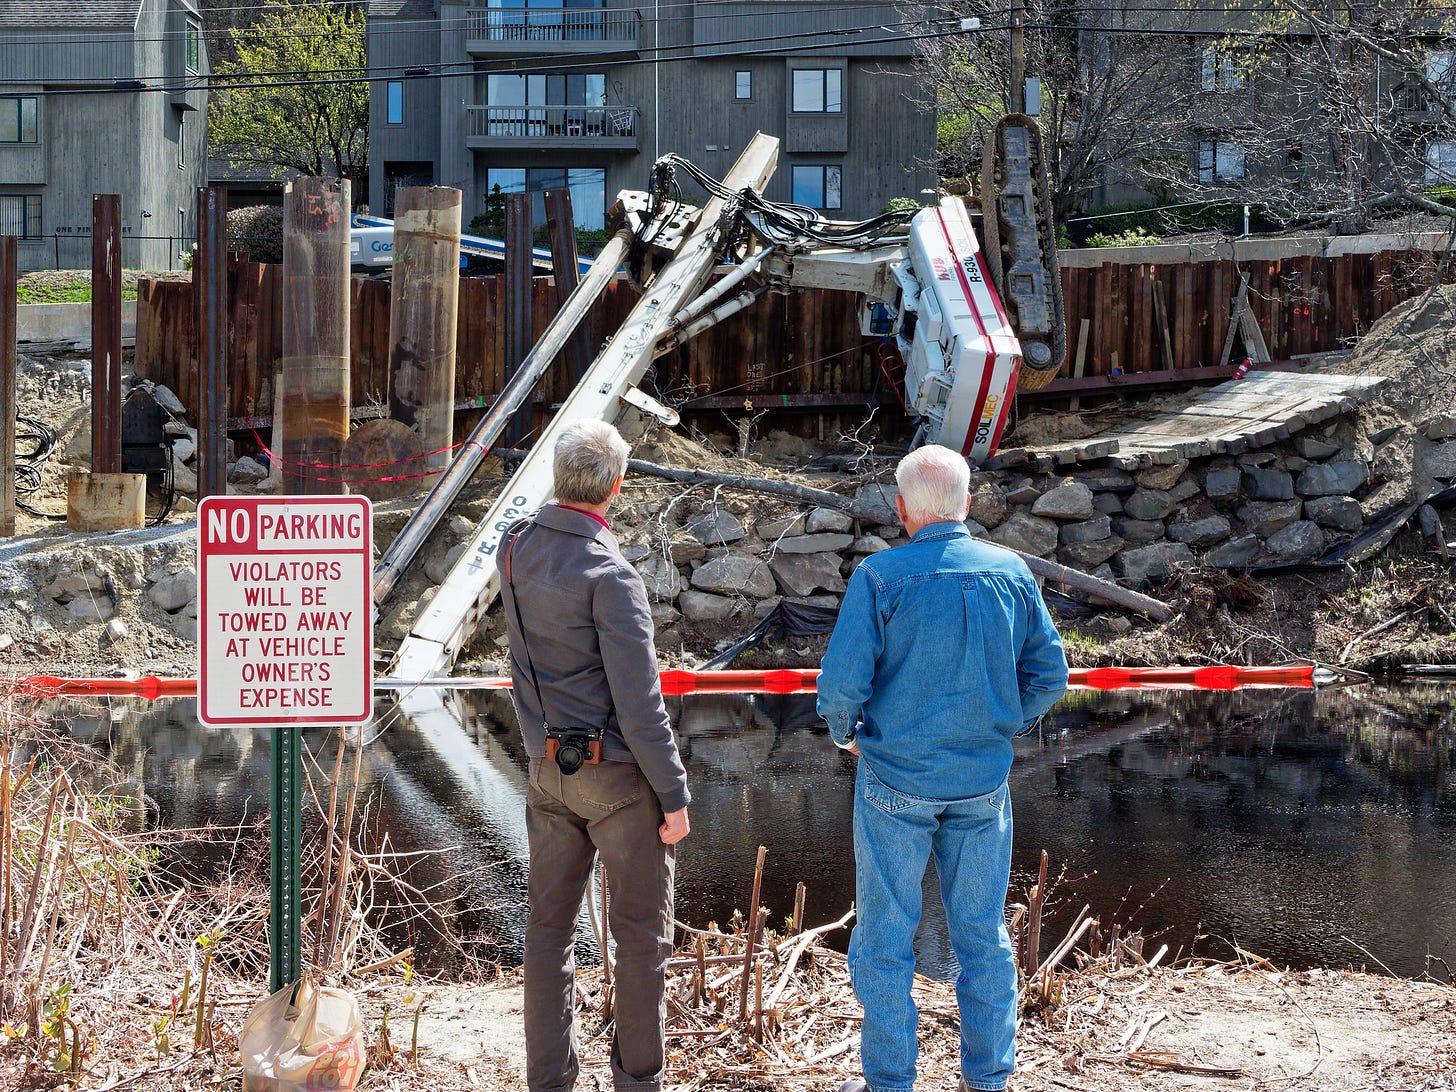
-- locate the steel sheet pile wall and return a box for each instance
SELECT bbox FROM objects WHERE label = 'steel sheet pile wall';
[133,246,1438,444]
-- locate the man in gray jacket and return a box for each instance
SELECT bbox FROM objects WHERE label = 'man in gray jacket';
[498,419,691,1092]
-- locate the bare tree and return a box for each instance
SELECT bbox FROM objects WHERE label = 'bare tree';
[1144,1,1456,232]
[914,0,1204,224]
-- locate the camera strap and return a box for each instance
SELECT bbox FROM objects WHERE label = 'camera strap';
[502,521,551,731]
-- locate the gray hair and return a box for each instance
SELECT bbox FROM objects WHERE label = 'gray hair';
[896,444,970,523]
[553,420,630,505]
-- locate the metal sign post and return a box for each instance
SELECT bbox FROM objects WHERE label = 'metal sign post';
[196,495,373,994]
[270,726,302,992]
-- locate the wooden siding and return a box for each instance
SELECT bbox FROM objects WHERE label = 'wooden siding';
[134,247,1438,443]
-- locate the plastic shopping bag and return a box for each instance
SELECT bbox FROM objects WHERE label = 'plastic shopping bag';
[239,976,366,1092]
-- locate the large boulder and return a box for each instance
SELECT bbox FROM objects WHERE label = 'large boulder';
[1073,467,1136,492]
[1204,466,1242,499]
[148,570,198,613]
[1112,542,1194,582]
[1237,499,1302,538]
[1422,441,1456,481]
[678,591,744,623]
[967,484,1009,528]
[986,512,1059,556]
[1059,536,1125,569]
[1135,460,1187,491]
[636,554,684,601]
[686,510,746,546]
[689,555,776,598]
[1032,481,1095,520]
[773,533,854,555]
[757,513,806,540]
[1110,517,1164,545]
[1296,460,1368,496]
[770,552,847,597]
[1242,467,1294,501]
[1267,521,1325,559]
[852,483,901,525]
[1167,516,1232,548]
[1203,534,1261,568]
[1304,495,1363,532]
[1123,489,1176,521]
[1060,515,1112,546]
[806,507,854,534]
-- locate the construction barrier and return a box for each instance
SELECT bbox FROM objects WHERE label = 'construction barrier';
[13,664,1316,701]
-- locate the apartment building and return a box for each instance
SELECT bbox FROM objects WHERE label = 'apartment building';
[1086,3,1456,218]
[0,0,210,273]
[366,1,936,232]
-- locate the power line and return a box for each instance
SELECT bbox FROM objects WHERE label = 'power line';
[2,16,960,98]
[0,2,976,49]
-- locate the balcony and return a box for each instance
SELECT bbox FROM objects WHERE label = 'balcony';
[464,8,639,57]
[466,105,640,152]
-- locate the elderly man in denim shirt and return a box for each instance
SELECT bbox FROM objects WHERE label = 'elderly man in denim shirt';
[818,444,1068,1092]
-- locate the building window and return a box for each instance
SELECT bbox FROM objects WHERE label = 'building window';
[484,166,607,230]
[1200,47,1246,92]
[791,68,842,113]
[177,112,185,169]
[0,194,42,238]
[185,20,201,74]
[1198,139,1245,183]
[735,70,752,100]
[0,97,38,143]
[386,81,404,125]
[1427,142,1456,183]
[791,165,843,210]
[1428,50,1456,92]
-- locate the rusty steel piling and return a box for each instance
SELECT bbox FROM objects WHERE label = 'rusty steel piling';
[1,235,15,537]
[388,186,462,489]
[281,178,351,495]
[195,187,229,498]
[504,192,535,447]
[91,195,123,475]
[544,189,593,388]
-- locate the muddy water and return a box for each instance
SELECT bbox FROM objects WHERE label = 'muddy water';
[58,684,1456,979]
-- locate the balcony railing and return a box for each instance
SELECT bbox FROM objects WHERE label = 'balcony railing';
[464,8,639,53]
[466,105,639,150]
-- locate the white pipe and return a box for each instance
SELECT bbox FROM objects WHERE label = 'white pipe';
[668,246,774,328]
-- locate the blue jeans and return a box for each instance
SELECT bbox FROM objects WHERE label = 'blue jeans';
[849,762,1017,1092]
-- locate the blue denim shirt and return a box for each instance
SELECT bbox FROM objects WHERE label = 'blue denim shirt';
[817,521,1069,800]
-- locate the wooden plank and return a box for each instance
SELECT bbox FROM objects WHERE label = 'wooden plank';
[1152,278,1175,369]
[1219,271,1250,367]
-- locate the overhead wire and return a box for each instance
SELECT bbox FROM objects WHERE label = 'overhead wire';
[0,6,1360,98]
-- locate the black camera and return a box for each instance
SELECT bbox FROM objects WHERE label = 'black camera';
[545,725,604,776]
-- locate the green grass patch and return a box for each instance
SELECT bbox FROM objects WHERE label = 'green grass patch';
[16,278,140,305]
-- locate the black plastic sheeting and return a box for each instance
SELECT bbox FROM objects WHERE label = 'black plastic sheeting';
[700,601,839,670]
[699,588,1094,670]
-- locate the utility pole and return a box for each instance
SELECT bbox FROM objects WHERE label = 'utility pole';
[1010,0,1026,114]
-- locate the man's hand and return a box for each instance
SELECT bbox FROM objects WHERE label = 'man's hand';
[659,807,690,845]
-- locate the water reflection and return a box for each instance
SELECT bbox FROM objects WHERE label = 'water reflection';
[51,683,1456,980]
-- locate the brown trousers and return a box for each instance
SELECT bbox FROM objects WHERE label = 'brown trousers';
[523,758,675,1092]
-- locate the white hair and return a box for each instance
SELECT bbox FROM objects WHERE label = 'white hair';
[553,420,630,505]
[896,445,970,523]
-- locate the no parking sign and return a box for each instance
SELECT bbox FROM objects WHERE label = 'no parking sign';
[197,496,373,727]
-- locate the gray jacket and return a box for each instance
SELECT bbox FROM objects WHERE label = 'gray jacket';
[497,503,690,813]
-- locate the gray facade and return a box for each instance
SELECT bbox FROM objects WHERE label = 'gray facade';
[366,1,935,231]
[0,0,210,273]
